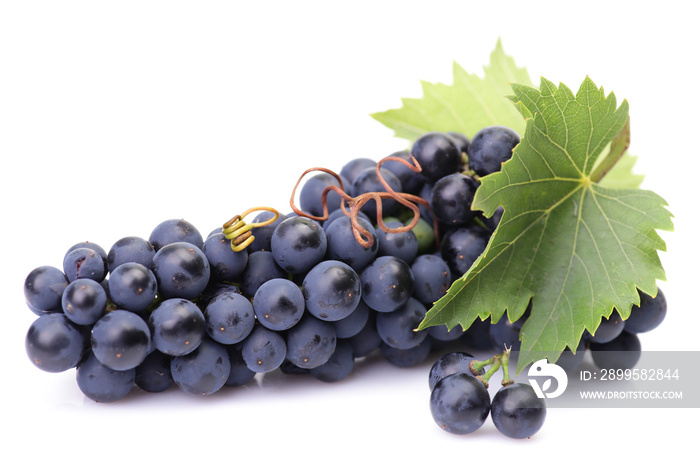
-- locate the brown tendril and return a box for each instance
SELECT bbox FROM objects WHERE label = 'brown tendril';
[289,155,440,249]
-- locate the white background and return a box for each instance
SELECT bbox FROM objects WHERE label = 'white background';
[1,1,697,464]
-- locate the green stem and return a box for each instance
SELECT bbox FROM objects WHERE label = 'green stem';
[589,117,631,183]
[500,348,514,386]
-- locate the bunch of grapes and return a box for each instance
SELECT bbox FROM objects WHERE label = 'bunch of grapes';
[22,126,667,405]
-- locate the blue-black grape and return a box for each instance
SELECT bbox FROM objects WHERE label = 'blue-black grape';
[584,310,625,344]
[170,338,230,395]
[271,216,327,275]
[430,373,491,435]
[491,383,546,439]
[375,297,428,350]
[239,250,286,297]
[91,310,152,371]
[61,278,108,325]
[440,225,490,277]
[285,314,337,369]
[339,157,376,184]
[430,173,479,226]
[332,300,371,339]
[350,167,403,220]
[625,288,667,333]
[325,215,378,271]
[489,313,524,352]
[241,325,287,373]
[107,236,155,272]
[447,131,470,155]
[360,255,414,313]
[309,339,355,383]
[135,350,174,393]
[411,254,452,306]
[344,309,381,358]
[225,343,256,387]
[302,260,361,321]
[108,262,158,313]
[467,126,520,176]
[299,172,349,216]
[322,207,370,233]
[148,298,206,356]
[204,290,256,343]
[26,313,86,373]
[149,218,203,251]
[380,339,432,368]
[253,278,305,330]
[153,242,210,300]
[380,150,425,195]
[76,351,135,402]
[590,330,641,370]
[24,265,69,315]
[63,247,107,282]
[428,324,465,342]
[202,232,248,282]
[411,132,462,183]
[376,220,418,265]
[428,351,483,391]
[246,211,288,253]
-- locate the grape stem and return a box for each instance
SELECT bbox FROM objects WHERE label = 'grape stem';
[469,347,514,388]
[589,117,631,183]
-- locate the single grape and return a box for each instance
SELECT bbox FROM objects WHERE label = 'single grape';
[430,173,479,226]
[339,157,376,184]
[555,339,587,373]
[149,218,203,251]
[253,278,305,330]
[332,300,370,339]
[344,311,381,358]
[491,383,546,439]
[63,247,107,282]
[440,225,490,277]
[153,242,210,300]
[224,343,256,387]
[380,339,432,368]
[61,278,107,325]
[411,254,452,306]
[107,236,156,272]
[148,298,206,356]
[325,215,378,272]
[285,314,337,369]
[375,297,428,350]
[202,232,248,282]
[204,290,256,343]
[246,211,287,253]
[299,172,349,216]
[271,216,327,275]
[489,314,524,352]
[590,331,641,370]
[376,220,418,265]
[430,373,491,435]
[239,250,286,297]
[24,265,69,315]
[360,255,414,313]
[170,338,231,396]
[322,208,371,233]
[302,260,362,321]
[584,310,625,344]
[240,325,287,373]
[380,150,425,195]
[25,313,86,373]
[135,350,174,393]
[108,262,158,313]
[350,167,403,220]
[67,241,109,271]
[91,310,152,371]
[625,288,667,333]
[76,351,135,403]
[447,131,470,155]
[411,132,462,183]
[467,126,520,176]
[428,351,483,391]
[428,324,465,342]
[309,339,355,383]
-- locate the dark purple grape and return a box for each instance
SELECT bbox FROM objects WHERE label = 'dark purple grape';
[24,265,69,315]
[153,242,210,300]
[62,278,108,325]
[271,216,327,275]
[411,132,462,183]
[107,236,155,273]
[491,383,546,439]
[108,262,158,313]
[202,232,248,282]
[340,157,376,184]
[148,298,206,356]
[350,167,403,220]
[299,172,349,217]
[26,313,86,373]
[430,373,491,435]
[428,351,483,391]
[63,247,107,282]
[625,288,667,333]
[149,219,203,251]
[467,126,520,176]
[380,150,425,194]
[584,310,625,344]
[430,173,479,226]
[91,310,152,371]
[360,256,414,313]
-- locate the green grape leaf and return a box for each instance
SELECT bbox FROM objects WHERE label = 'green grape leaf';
[417,77,673,373]
[370,39,531,140]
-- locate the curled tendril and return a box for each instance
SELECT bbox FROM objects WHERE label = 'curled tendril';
[290,155,439,249]
[223,206,279,252]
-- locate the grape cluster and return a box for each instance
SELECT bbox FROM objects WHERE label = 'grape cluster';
[22,126,666,405]
[428,351,546,439]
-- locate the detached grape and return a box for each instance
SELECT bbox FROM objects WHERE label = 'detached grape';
[491,383,546,439]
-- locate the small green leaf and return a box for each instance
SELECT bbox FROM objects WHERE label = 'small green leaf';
[371,39,531,140]
[418,77,673,373]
